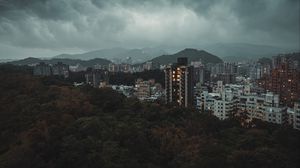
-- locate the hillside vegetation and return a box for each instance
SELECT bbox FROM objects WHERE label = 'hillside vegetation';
[151,48,223,65]
[0,65,299,168]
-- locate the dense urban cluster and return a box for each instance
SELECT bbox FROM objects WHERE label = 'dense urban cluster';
[31,52,300,130]
[165,54,300,130]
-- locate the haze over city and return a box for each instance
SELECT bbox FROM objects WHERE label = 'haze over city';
[0,0,299,59]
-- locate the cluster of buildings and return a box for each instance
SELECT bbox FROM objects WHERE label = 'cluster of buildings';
[249,62,272,80]
[197,81,300,130]
[69,60,160,73]
[60,56,160,73]
[89,78,163,102]
[83,68,164,101]
[32,53,300,130]
[112,81,163,101]
[164,55,300,130]
[33,62,69,78]
[208,62,239,84]
[108,63,132,73]
[85,68,109,87]
[110,85,134,97]
[134,79,163,101]
[258,55,300,107]
[107,61,160,73]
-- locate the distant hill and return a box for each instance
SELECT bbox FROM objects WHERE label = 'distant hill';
[54,47,167,63]
[8,57,111,67]
[257,57,272,65]
[203,43,296,62]
[150,48,223,65]
[0,59,15,63]
[8,57,41,65]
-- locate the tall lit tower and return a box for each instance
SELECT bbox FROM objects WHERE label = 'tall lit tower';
[165,57,194,107]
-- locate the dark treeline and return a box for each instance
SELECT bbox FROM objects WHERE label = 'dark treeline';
[109,69,165,86]
[68,69,165,86]
[0,65,299,168]
[0,64,165,86]
[0,63,33,74]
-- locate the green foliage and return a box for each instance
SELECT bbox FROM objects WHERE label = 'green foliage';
[109,69,165,86]
[0,65,299,168]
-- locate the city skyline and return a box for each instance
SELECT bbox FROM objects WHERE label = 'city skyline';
[0,0,299,59]
[0,1,300,166]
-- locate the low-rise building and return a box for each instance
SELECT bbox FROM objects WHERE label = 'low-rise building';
[287,101,300,130]
[294,101,300,130]
[135,79,151,100]
[134,79,163,101]
[111,85,134,97]
[264,106,286,124]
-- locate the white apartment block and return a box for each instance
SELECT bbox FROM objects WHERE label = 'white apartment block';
[197,81,299,129]
[197,87,238,120]
[197,91,220,112]
[287,101,300,130]
[238,92,284,124]
[264,107,285,124]
[239,94,265,121]
[294,102,300,130]
[213,98,237,120]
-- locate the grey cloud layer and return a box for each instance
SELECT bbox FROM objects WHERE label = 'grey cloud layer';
[0,0,299,53]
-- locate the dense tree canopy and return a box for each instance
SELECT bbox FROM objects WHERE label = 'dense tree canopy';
[0,65,299,168]
[109,69,165,86]
[67,69,165,86]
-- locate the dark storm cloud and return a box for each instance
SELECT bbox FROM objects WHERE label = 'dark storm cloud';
[0,0,299,58]
[232,0,299,33]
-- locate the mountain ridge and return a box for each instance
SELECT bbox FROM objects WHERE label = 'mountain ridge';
[7,57,111,67]
[203,42,297,62]
[150,48,223,65]
[7,48,223,67]
[54,47,167,63]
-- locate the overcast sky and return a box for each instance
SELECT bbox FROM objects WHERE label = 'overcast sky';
[0,0,299,59]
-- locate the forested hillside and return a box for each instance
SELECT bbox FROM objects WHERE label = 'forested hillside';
[0,65,299,168]
[151,49,223,65]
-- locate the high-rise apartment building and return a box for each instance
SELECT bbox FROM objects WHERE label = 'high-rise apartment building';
[33,62,52,76]
[85,68,109,88]
[258,55,300,107]
[165,57,194,107]
[52,62,69,78]
[191,60,205,85]
[206,62,238,84]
